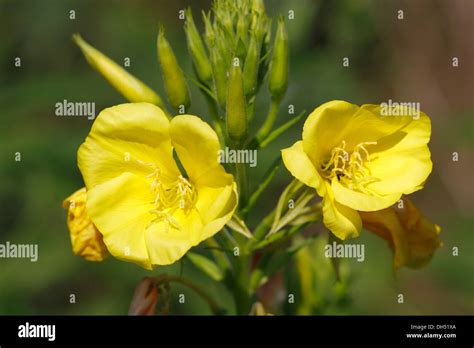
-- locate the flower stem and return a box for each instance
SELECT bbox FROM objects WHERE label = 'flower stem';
[155,274,224,315]
[256,98,280,142]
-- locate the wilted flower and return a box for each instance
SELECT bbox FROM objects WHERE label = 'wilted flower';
[360,197,441,270]
[63,187,108,261]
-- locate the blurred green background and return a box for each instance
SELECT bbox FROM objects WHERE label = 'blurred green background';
[0,0,472,315]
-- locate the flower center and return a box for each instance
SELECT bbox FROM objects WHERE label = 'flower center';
[321,140,379,193]
[137,160,197,231]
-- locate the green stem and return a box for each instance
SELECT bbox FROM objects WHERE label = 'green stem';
[231,254,252,315]
[236,160,249,208]
[155,274,223,315]
[256,98,280,142]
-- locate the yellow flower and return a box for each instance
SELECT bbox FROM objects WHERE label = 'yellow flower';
[63,187,108,261]
[360,198,441,270]
[282,100,432,240]
[77,103,238,269]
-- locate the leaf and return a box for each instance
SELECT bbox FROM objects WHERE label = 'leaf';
[247,109,306,149]
[226,214,253,239]
[240,156,281,216]
[259,110,306,148]
[269,189,315,235]
[186,252,223,282]
[270,179,304,235]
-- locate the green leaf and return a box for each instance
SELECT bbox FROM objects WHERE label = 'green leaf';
[241,156,281,216]
[259,110,306,148]
[270,179,304,234]
[186,252,223,282]
[226,214,253,239]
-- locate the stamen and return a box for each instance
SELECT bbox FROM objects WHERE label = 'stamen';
[321,140,378,193]
[137,160,197,231]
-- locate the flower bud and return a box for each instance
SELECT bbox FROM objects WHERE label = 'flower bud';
[185,9,213,85]
[252,0,265,15]
[226,58,247,142]
[157,27,191,112]
[243,34,260,99]
[73,34,164,107]
[268,17,288,101]
[62,187,108,262]
[128,277,158,316]
[210,48,228,109]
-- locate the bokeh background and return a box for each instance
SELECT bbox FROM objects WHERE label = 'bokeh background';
[0,0,473,315]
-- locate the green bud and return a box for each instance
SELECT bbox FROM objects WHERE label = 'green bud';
[243,34,260,99]
[202,11,215,52]
[252,0,265,14]
[185,9,213,85]
[73,34,164,107]
[237,14,249,47]
[157,27,190,112]
[226,58,247,142]
[269,17,288,101]
[210,48,228,109]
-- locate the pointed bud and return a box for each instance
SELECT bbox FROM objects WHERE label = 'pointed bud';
[243,34,260,99]
[252,0,265,15]
[226,58,247,142]
[185,9,212,85]
[157,27,191,112]
[269,17,288,101]
[210,48,228,109]
[72,34,164,106]
[128,277,158,316]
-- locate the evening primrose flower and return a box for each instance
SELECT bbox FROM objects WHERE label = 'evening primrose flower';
[360,198,441,270]
[77,103,238,269]
[62,187,108,261]
[282,100,432,240]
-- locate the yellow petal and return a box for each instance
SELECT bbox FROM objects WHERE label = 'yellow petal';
[86,173,155,269]
[195,182,238,241]
[170,115,229,186]
[340,104,412,150]
[302,100,360,165]
[144,209,201,266]
[170,115,239,244]
[321,182,361,240]
[366,111,432,195]
[281,141,326,196]
[360,197,441,270]
[73,34,164,106]
[331,177,401,212]
[78,103,179,190]
[62,187,108,262]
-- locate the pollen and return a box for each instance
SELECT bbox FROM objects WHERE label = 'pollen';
[321,140,379,193]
